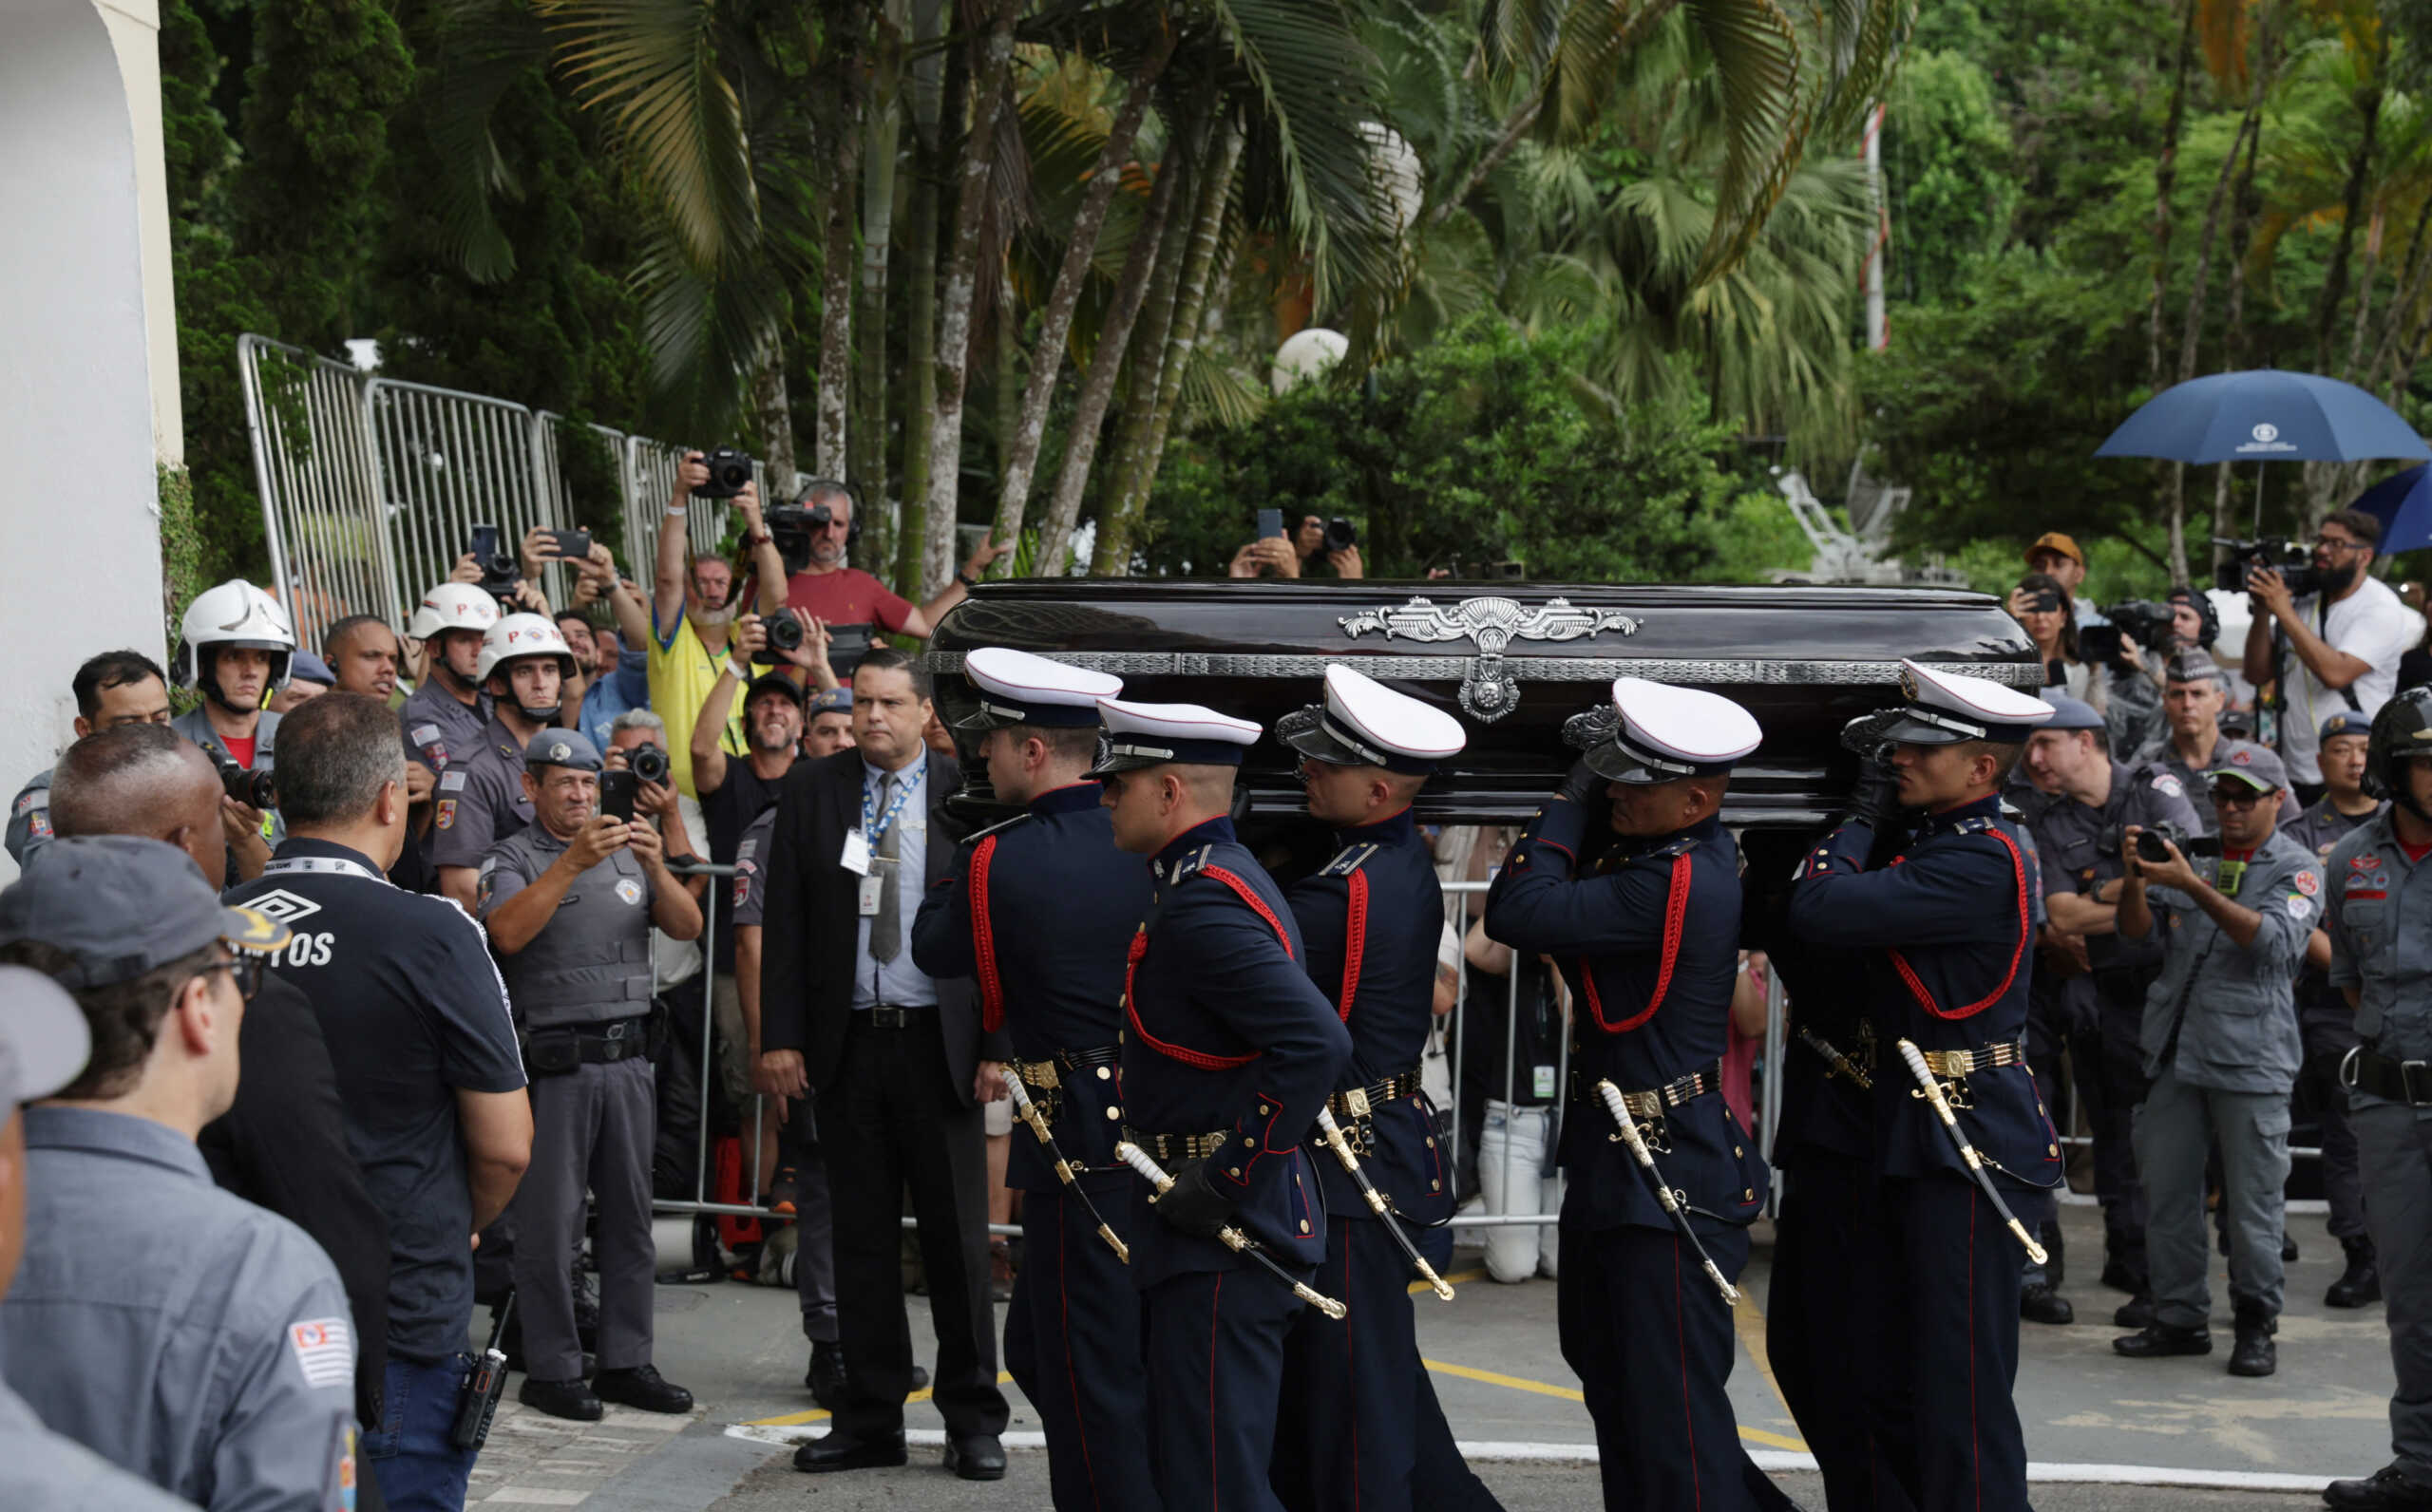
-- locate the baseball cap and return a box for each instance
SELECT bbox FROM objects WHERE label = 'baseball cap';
[285,652,335,689]
[0,836,291,990]
[746,671,808,709]
[2210,744,2292,796]
[809,687,853,716]
[2025,533,2085,567]
[2037,693,2105,731]
[0,966,92,1108]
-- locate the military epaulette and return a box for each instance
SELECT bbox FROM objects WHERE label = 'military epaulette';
[963,811,1033,844]
[1624,834,1699,867]
[1320,841,1380,879]
[1163,844,1217,884]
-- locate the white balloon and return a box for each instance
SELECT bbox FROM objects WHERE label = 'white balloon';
[1272,328,1350,396]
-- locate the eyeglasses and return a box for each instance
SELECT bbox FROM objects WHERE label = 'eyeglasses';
[2210,785,2268,809]
[204,954,263,1002]
[2313,535,2368,555]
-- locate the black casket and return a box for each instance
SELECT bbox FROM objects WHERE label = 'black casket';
[929,580,2039,829]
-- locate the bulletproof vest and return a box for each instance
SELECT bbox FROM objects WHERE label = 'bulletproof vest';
[497,839,655,1029]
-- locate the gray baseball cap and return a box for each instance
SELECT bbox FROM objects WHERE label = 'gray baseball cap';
[0,836,292,990]
[0,966,91,1108]
[2209,744,2293,797]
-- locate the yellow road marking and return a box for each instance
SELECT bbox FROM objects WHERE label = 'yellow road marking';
[1419,1356,1805,1450]
[745,1371,1016,1427]
[1408,1267,1487,1295]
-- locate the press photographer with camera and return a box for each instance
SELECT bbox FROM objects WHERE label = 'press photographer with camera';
[2239,510,2421,803]
[2112,744,2322,1380]
[1227,514,1364,579]
[2011,571,2103,708]
[170,579,296,879]
[646,450,788,802]
[767,481,1009,677]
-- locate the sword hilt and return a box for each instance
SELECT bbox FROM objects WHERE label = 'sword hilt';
[1896,1041,1963,1127]
[1593,1080,1739,1304]
[1894,1041,2049,1266]
[1316,1108,1456,1300]
[1113,1143,1346,1319]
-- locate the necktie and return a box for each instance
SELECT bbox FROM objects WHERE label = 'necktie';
[870,774,902,964]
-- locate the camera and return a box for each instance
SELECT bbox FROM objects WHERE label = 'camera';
[764,608,806,653]
[2098,820,2220,864]
[468,523,520,599]
[627,744,671,786]
[692,447,754,501]
[217,758,276,811]
[2214,538,2325,599]
[1322,518,1357,554]
[2080,599,2179,665]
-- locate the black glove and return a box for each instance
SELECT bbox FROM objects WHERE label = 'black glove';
[1152,1158,1238,1239]
[1847,757,1904,831]
[1554,756,1604,806]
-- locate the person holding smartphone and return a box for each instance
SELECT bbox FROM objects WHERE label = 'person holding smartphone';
[478,728,703,1422]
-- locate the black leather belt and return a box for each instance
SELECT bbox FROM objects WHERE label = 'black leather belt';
[1011,1044,1122,1090]
[1326,1066,1423,1120]
[1124,1125,1235,1163]
[861,1003,936,1030]
[2348,1046,2432,1106]
[524,1017,651,1074]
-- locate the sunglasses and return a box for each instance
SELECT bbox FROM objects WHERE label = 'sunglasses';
[2209,784,2269,809]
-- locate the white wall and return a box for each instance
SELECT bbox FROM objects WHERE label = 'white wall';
[0,0,178,879]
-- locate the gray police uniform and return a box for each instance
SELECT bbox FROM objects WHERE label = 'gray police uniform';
[2157,737,2270,836]
[400,681,488,776]
[0,1373,200,1511]
[172,706,285,848]
[2131,829,2321,1332]
[2327,814,2432,1482]
[2286,797,2387,1252]
[431,716,533,873]
[5,767,50,867]
[480,824,659,1384]
[0,1106,355,1510]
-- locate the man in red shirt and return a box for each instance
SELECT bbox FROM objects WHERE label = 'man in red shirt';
[769,482,1006,671]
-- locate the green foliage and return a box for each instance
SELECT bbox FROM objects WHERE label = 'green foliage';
[157,464,206,640]
[1885,49,2019,303]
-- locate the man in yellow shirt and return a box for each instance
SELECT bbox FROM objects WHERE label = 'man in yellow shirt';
[635,453,788,802]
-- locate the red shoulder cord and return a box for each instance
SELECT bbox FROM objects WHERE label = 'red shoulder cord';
[1336,871,1368,1024]
[1580,853,1692,1034]
[1890,829,2028,1020]
[1123,866,1297,1069]
[969,835,1005,1033]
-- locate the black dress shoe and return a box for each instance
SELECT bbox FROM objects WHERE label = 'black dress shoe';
[2100,1259,2146,1295]
[2330,1240,2384,1308]
[2020,1283,2075,1325]
[2285,1231,2302,1263]
[807,1340,846,1408]
[910,1365,931,1391]
[2114,1323,2213,1358]
[2326,1465,2432,1508]
[2228,1323,2277,1377]
[520,1375,604,1422]
[795,1429,909,1473]
[595,1364,694,1412]
[945,1434,1008,1481]
[2113,1294,2156,1330]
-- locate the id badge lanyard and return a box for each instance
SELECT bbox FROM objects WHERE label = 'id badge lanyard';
[852,765,923,934]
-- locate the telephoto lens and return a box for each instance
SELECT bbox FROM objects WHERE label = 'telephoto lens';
[1322,517,1357,553]
[218,760,276,810]
[765,609,806,652]
[629,745,672,785]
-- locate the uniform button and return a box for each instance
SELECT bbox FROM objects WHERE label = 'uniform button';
[1105,1106,1121,1120]
[1734,1146,1743,1158]
[2048,1143,2059,1156]
[1300,1220,1311,1233]
[1259,1104,1271,1117]
[1244,1137,1255,1146]
[1431,1180,1441,1191]
[1743,1188,1754,1200]
[1096,1067,1112,1081]
[1424,1137,1435,1148]
[1229,1167,1242,1178]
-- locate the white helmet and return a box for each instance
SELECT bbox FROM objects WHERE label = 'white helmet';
[407,582,501,641]
[476,614,578,687]
[175,581,294,699]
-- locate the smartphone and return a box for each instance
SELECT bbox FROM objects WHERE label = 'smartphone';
[1257,507,1285,541]
[542,528,592,562]
[598,770,638,824]
[2025,590,2062,614]
[469,523,505,568]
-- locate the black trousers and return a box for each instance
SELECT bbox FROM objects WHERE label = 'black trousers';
[1274,1216,1423,1512]
[1145,1267,1303,1512]
[819,1012,1008,1441]
[2296,1038,2368,1243]
[1769,1152,1915,1512]
[2069,1014,2150,1285]
[1004,1183,1157,1511]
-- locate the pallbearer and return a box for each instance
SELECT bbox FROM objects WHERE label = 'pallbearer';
[1785,660,2063,1512]
[1095,696,1352,1512]
[910,648,1159,1512]
[1269,666,1475,1512]
[1484,678,1785,1512]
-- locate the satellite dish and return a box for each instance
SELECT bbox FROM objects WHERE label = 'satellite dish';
[1272,329,1349,396]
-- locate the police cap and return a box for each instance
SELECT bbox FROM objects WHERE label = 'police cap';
[526,728,604,773]
[1585,677,1762,784]
[1091,697,1261,775]
[958,647,1123,731]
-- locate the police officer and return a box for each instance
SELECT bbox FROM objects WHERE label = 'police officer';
[1096,696,1351,1512]
[2152,652,2269,829]
[1485,678,1780,1512]
[399,581,502,778]
[907,648,1157,1511]
[1786,661,2063,1512]
[170,578,295,860]
[480,728,701,1422]
[7,649,176,868]
[2322,689,2432,1511]
[1265,665,1467,1512]
[2018,693,2202,1322]
[0,838,358,1510]
[430,614,577,908]
[2288,709,2386,1307]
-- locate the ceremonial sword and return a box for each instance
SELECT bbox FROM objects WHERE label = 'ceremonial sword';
[1113,1142,1348,1320]
[1004,1074,1129,1263]
[1313,1106,1455,1300]
[1797,1027,1872,1090]
[1894,1039,2049,1264]
[1591,1080,1739,1304]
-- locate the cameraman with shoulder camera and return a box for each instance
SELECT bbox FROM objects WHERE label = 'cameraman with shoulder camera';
[647,452,788,803]
[2113,745,2320,1380]
[769,482,1009,674]
[2242,509,2420,804]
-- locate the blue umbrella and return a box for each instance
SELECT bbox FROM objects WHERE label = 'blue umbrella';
[2349,463,2432,555]
[2096,369,2429,466]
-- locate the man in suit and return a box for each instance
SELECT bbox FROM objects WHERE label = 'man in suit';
[758,645,1014,1481]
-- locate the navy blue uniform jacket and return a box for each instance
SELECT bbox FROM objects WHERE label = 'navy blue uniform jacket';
[1785,795,2065,1190]
[1119,816,1353,1287]
[1284,807,1454,1227]
[1484,799,1767,1235]
[912,780,1154,1188]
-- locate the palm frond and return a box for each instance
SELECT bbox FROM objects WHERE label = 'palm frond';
[1682,0,1806,282]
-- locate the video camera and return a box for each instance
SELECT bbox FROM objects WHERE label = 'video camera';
[217,758,275,811]
[692,447,754,501]
[2080,600,2178,665]
[2214,539,2326,600]
[468,523,521,599]
[2097,819,2222,865]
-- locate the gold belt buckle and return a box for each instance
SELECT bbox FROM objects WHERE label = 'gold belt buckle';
[1343,1086,1372,1120]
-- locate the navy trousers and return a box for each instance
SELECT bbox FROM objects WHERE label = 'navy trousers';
[1004,1185,1160,1511]
[1768,1152,1915,1512]
[1275,1216,1422,1511]
[1144,1267,1304,1512]
[1558,1219,1794,1511]
[1410,1360,1505,1511]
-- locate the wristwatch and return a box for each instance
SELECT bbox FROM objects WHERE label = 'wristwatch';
[744,530,772,548]
[955,570,979,590]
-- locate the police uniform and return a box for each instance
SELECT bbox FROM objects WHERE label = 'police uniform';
[400,679,488,777]
[908,649,1158,1512]
[5,767,51,866]
[1264,667,1467,1512]
[0,839,356,1511]
[1098,698,1352,1512]
[1485,679,1782,1512]
[1785,662,2064,1512]
[172,705,285,848]
[2021,695,2203,1299]
[430,714,534,871]
[478,729,689,1416]
[2323,688,2432,1509]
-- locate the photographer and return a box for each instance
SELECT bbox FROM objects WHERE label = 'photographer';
[2113,745,2319,1379]
[770,482,1008,675]
[644,453,788,801]
[2010,571,2102,709]
[2011,533,2105,626]
[169,579,295,874]
[567,547,652,750]
[2241,509,2420,803]
[1227,514,1364,579]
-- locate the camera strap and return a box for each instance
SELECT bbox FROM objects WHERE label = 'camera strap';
[2315,594,2366,713]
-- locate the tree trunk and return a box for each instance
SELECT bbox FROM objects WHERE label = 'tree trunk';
[750,330,796,483]
[849,1,907,506]
[985,31,1175,565]
[890,0,950,590]
[1434,93,1542,231]
[2147,0,2198,387]
[2215,104,2264,536]
[2312,88,2384,376]
[1036,132,1189,578]
[1095,118,1244,575]
[814,5,867,479]
[918,0,1021,597]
